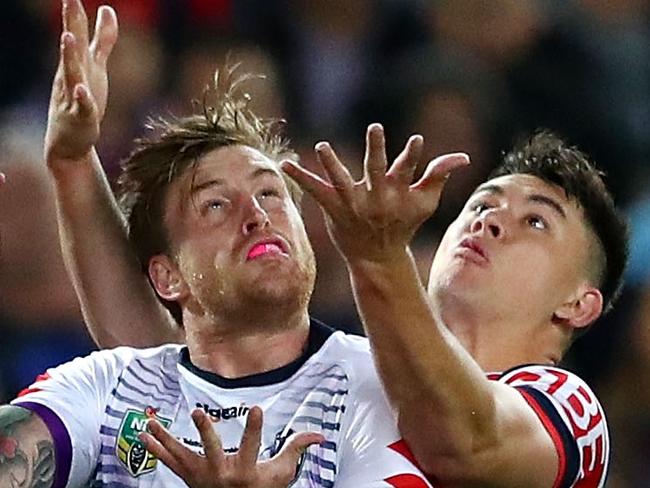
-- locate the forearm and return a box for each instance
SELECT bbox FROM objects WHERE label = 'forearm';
[0,405,55,487]
[49,149,183,348]
[348,250,498,466]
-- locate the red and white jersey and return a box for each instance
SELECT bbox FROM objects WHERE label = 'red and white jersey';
[12,321,432,488]
[489,365,609,488]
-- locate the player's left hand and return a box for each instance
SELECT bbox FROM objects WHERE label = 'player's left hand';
[140,406,323,488]
[282,123,469,266]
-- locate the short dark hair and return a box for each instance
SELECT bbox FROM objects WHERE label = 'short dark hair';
[489,130,629,315]
[116,66,301,324]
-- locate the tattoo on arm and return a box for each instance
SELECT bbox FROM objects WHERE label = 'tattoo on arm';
[0,405,55,488]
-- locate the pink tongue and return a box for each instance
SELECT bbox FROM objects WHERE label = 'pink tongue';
[248,243,282,259]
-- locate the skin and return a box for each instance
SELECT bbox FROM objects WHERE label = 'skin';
[148,144,317,378]
[0,406,55,488]
[30,0,607,486]
[284,124,604,487]
[8,0,321,486]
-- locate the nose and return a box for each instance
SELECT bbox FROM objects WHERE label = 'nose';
[470,210,505,239]
[241,197,270,235]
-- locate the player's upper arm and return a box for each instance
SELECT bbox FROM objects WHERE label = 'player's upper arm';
[0,405,56,487]
[9,348,136,487]
[455,366,609,488]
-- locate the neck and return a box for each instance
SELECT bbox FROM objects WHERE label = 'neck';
[436,294,560,372]
[184,307,311,378]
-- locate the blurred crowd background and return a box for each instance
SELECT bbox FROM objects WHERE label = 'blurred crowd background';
[0,0,649,485]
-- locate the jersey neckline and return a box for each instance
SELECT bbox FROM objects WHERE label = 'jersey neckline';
[178,318,336,388]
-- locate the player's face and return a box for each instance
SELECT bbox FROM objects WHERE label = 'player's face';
[161,145,315,317]
[428,174,594,322]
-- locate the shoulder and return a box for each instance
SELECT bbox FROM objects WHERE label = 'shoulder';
[15,344,183,398]
[318,331,374,378]
[494,364,609,488]
[496,364,606,429]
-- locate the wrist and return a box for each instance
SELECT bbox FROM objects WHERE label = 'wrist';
[45,149,96,178]
[345,246,415,275]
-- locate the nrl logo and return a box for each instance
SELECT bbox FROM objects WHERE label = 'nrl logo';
[116,406,172,477]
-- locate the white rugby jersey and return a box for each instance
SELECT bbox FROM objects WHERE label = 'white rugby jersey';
[12,321,433,488]
[489,365,609,488]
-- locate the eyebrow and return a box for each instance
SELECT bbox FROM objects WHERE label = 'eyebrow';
[190,167,282,197]
[471,184,567,219]
[528,194,566,219]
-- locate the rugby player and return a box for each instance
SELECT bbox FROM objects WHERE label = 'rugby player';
[0,1,448,486]
[284,124,627,487]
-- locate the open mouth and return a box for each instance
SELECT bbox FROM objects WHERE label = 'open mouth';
[246,239,289,260]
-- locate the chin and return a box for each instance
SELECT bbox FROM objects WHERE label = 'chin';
[244,259,315,309]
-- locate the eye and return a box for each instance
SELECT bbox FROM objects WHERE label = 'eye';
[527,215,547,230]
[471,202,491,214]
[258,188,282,200]
[203,199,226,212]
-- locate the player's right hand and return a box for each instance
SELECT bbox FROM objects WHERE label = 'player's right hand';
[45,0,118,164]
[140,406,324,488]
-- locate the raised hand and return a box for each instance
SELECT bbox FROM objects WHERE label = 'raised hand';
[140,407,323,488]
[45,0,118,163]
[282,124,470,265]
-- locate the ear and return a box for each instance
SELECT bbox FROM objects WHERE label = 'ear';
[148,254,188,302]
[553,285,603,330]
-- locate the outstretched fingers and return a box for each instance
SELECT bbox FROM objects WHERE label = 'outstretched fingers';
[386,134,424,184]
[60,32,85,101]
[282,160,332,199]
[266,431,324,479]
[62,0,90,55]
[412,152,470,191]
[140,420,193,478]
[315,142,355,204]
[191,409,225,467]
[363,123,388,192]
[237,406,264,467]
[90,5,118,66]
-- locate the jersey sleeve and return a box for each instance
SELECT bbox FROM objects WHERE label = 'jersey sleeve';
[497,365,609,488]
[10,347,134,488]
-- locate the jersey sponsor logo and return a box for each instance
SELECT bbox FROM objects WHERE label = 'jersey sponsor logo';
[196,402,249,423]
[116,406,172,477]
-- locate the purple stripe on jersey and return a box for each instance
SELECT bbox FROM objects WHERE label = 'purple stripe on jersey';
[133,358,180,390]
[304,452,336,471]
[14,401,72,488]
[100,425,119,436]
[301,469,334,487]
